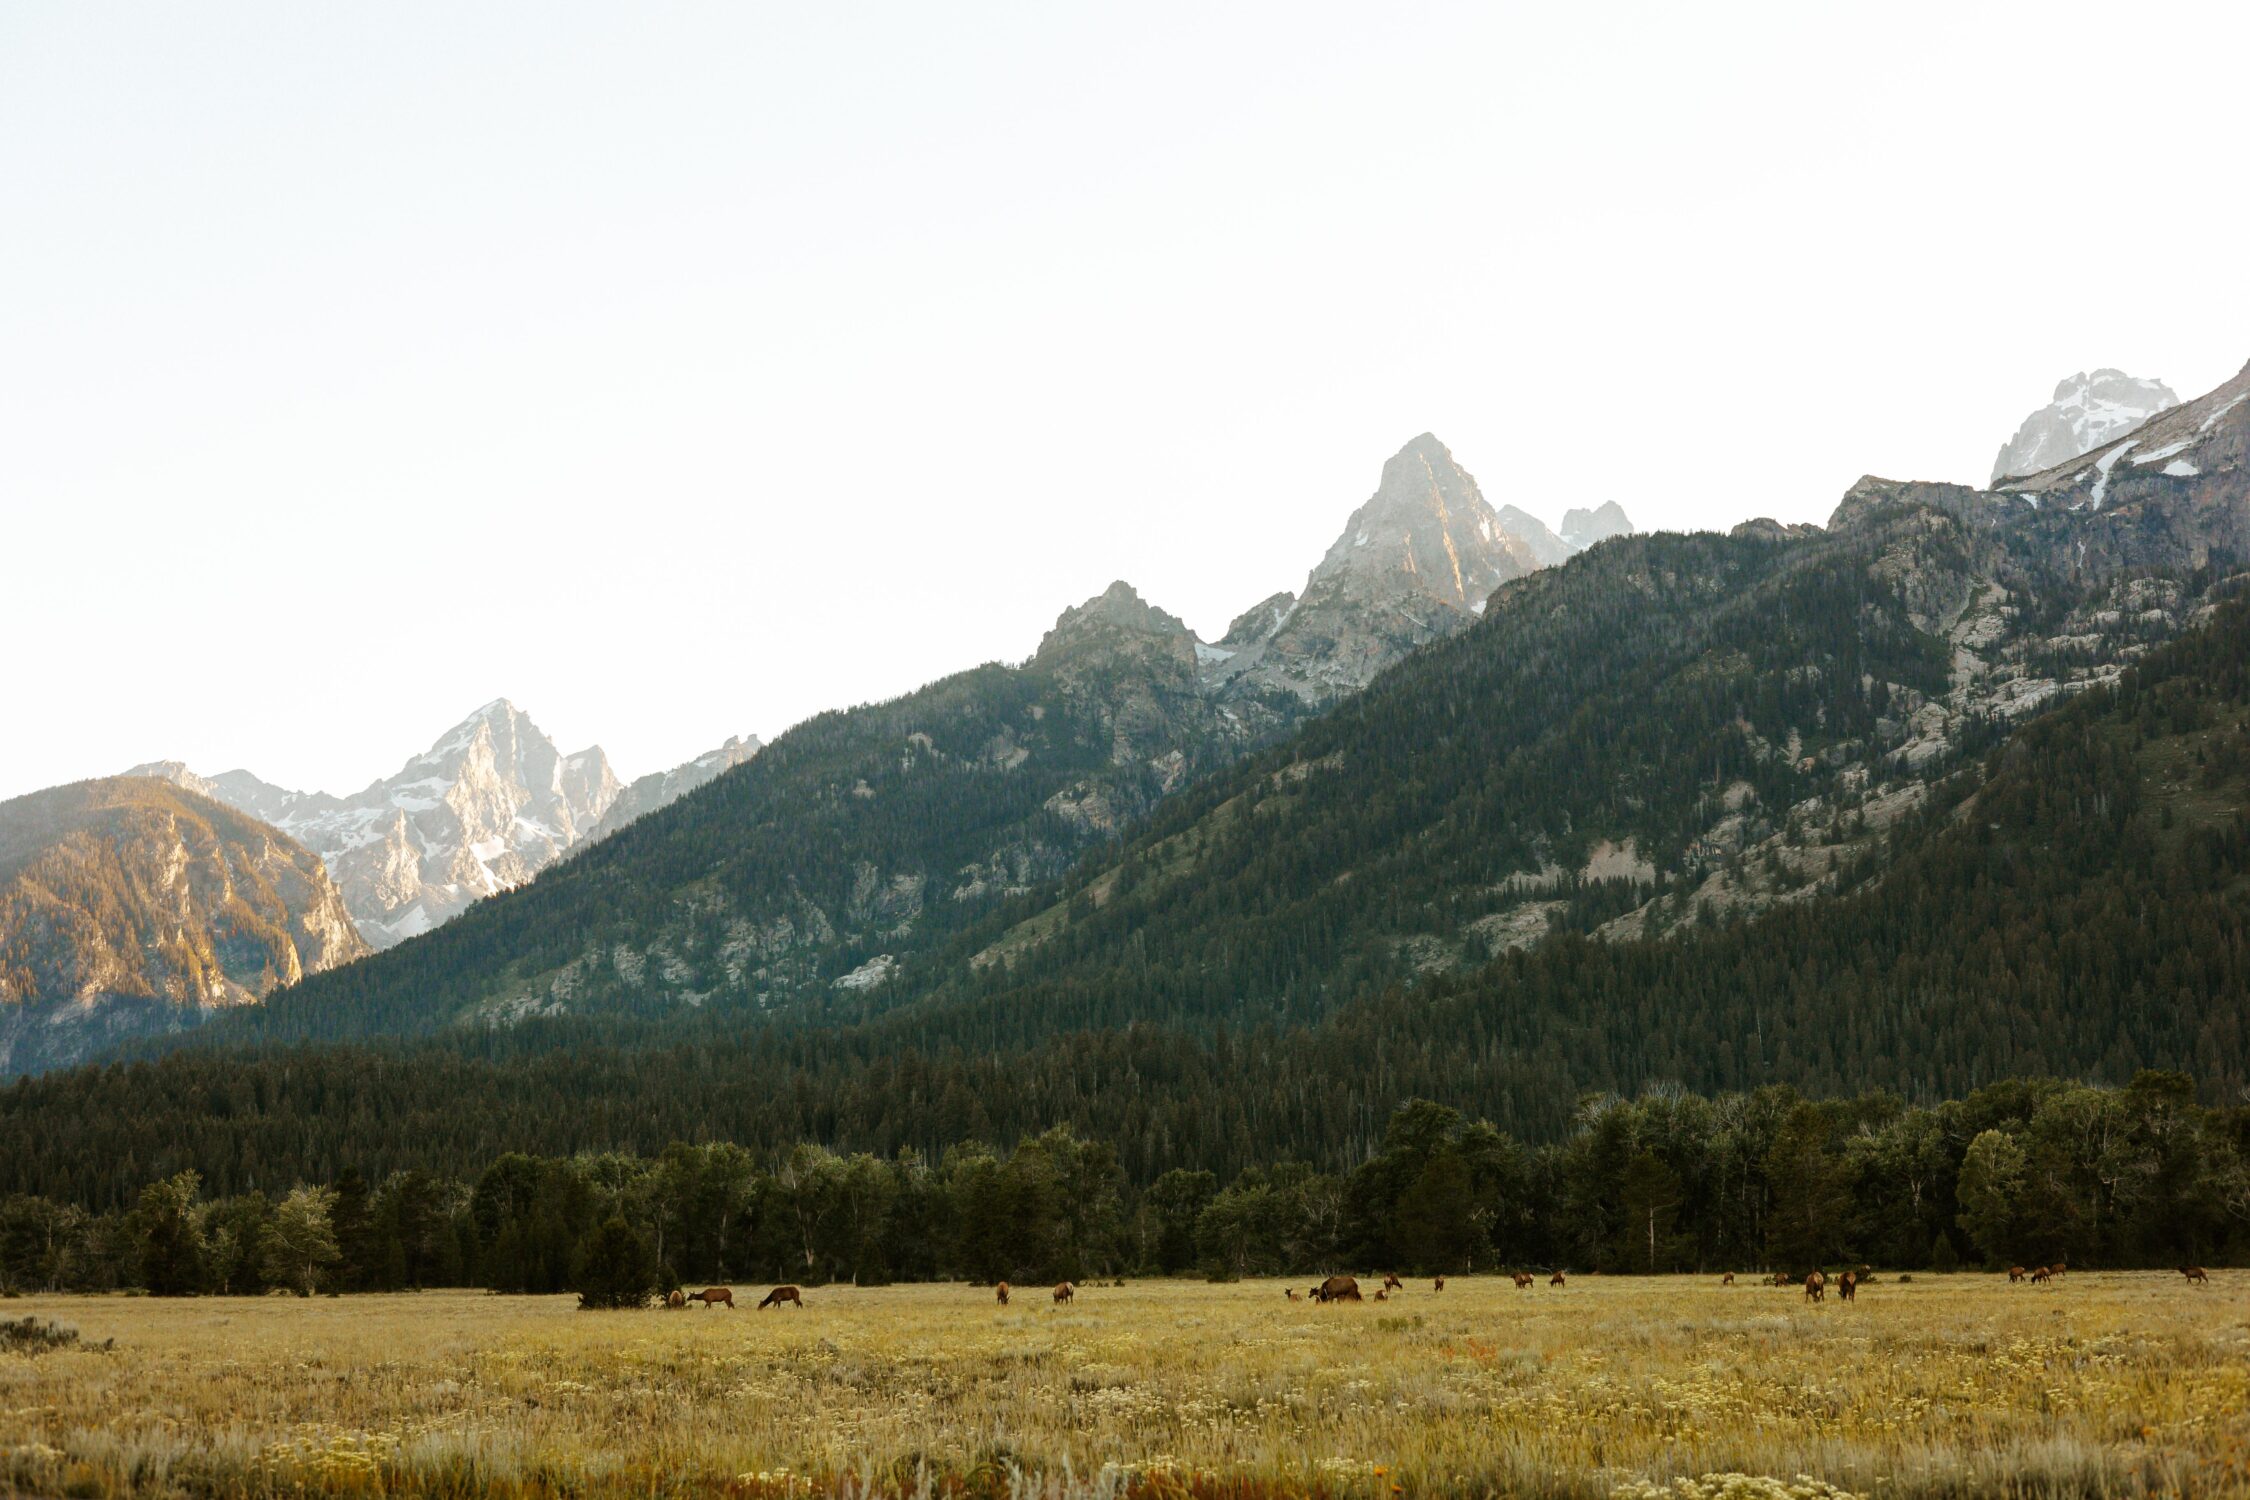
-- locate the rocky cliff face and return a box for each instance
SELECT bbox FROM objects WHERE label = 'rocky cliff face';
[1991,369,2179,484]
[0,777,367,1074]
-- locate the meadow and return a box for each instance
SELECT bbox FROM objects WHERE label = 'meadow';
[2,1273,2246,1500]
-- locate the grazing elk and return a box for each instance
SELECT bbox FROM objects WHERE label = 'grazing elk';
[1549,1271,1566,1287]
[757,1286,803,1309]
[1721,1273,1735,1286]
[1382,1274,1404,1293]
[1838,1271,1857,1302]
[1804,1271,1826,1303]
[1512,1271,1534,1289]
[665,1289,686,1309]
[1053,1281,1075,1303]
[1433,1276,1445,1292]
[1314,1274,1362,1303]
[2029,1266,2051,1284]
[996,1282,1009,1306]
[692,1287,734,1309]
[2181,1266,2210,1285]
[2008,1266,2026,1283]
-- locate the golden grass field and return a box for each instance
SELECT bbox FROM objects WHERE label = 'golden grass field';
[3,1272,2247,1499]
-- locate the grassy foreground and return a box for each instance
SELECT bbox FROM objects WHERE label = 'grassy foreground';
[2,1273,2246,1499]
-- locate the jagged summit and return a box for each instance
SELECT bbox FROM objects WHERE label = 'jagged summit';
[1991,368,2180,484]
[1210,433,1632,705]
[1561,501,1634,552]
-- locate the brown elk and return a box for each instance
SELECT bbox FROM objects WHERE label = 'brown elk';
[2007,1266,2025,1283]
[2049,1261,2067,1279]
[664,1289,686,1309]
[1549,1270,1566,1287]
[1285,1287,1301,1300]
[995,1282,1009,1306]
[691,1287,734,1309]
[1804,1271,1826,1303]
[1512,1271,1534,1289]
[1373,1288,1388,1301]
[1720,1272,1735,1286]
[1053,1281,1075,1303]
[757,1286,802,1309]
[1314,1274,1361,1303]
[2029,1266,2051,1284]
[2180,1266,2210,1285]
[1837,1271,1857,1302]
[1433,1276,1445,1292]
[1382,1274,1404,1293]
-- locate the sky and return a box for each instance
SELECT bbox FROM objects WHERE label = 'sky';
[3,2,2246,802]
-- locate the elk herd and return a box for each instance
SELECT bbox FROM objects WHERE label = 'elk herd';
[657,1261,2216,1315]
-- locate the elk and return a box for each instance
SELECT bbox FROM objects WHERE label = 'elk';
[1285,1287,1302,1301]
[1052,1281,1075,1303]
[995,1282,1009,1306]
[1721,1273,1735,1286]
[1804,1271,1826,1303]
[2008,1266,2025,1283]
[2180,1266,2210,1285]
[1512,1271,1534,1289]
[665,1289,686,1309]
[1314,1274,1361,1303]
[1373,1288,1388,1301]
[1838,1270,1857,1302]
[1549,1270,1566,1287]
[1382,1274,1404,1293]
[2029,1266,2051,1284]
[1433,1276,1445,1292]
[757,1285,803,1309]
[691,1287,734,1309]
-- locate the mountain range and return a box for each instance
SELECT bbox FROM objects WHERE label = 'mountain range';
[129,706,762,949]
[1,445,1631,1072]
[3,353,2246,1190]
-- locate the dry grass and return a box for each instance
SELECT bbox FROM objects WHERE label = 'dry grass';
[3,1273,2247,1498]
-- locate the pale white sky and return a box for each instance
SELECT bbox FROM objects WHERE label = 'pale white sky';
[3,2,2245,801]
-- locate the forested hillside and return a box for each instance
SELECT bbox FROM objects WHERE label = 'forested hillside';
[8,594,2246,1196]
[171,584,1311,1049]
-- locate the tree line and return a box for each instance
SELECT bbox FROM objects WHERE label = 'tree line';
[5,1072,2242,1303]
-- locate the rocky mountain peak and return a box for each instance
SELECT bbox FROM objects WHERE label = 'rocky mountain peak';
[1561,501,1634,552]
[1307,433,1535,612]
[1991,369,2180,484]
[1033,582,1197,670]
